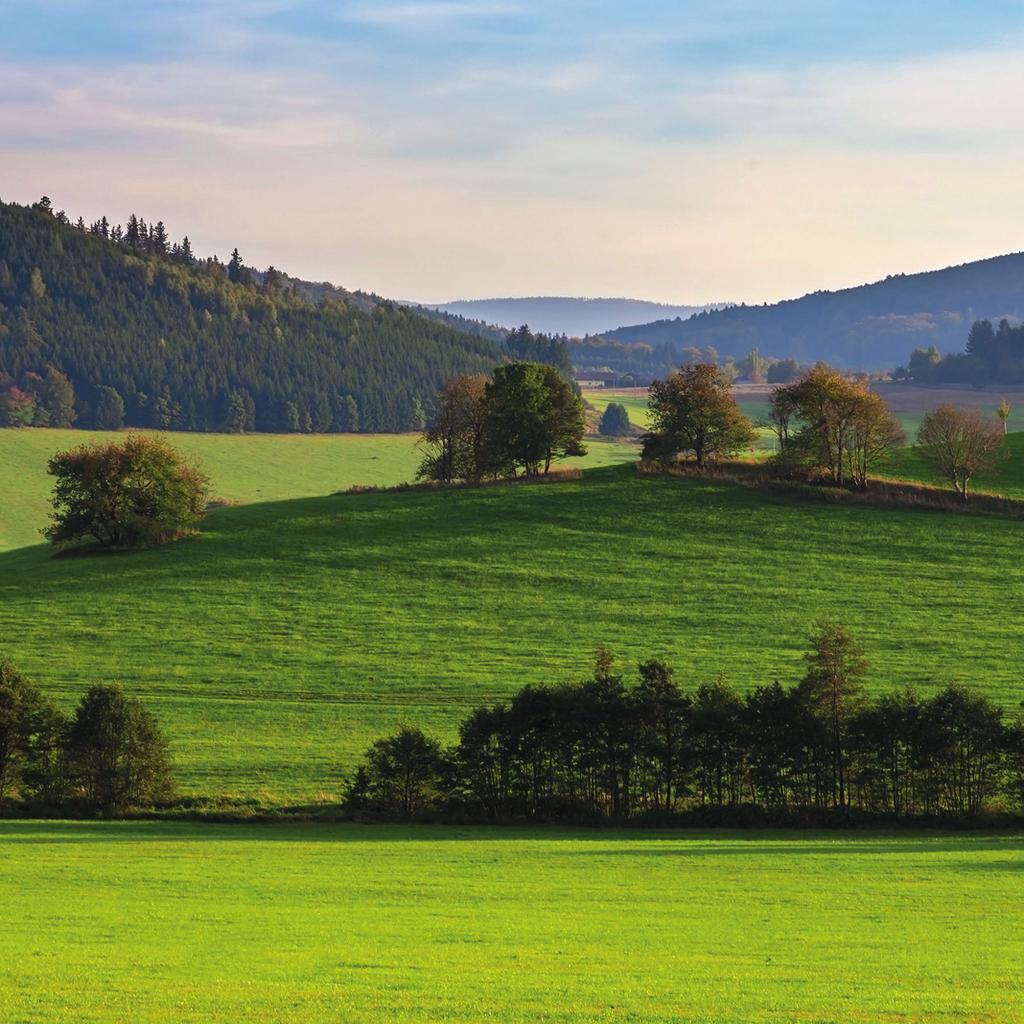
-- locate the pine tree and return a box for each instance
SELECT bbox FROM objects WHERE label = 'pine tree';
[227,248,245,283]
[151,221,169,255]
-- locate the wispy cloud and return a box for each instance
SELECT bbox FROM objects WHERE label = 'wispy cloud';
[343,2,526,31]
[3,1,1024,302]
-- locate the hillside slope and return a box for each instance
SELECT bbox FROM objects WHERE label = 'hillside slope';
[606,252,1024,368]
[0,428,640,552]
[0,199,501,432]
[2,465,1021,796]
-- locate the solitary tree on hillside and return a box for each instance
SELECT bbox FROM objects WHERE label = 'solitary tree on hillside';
[46,433,209,549]
[997,397,1011,435]
[645,364,756,468]
[917,404,1004,500]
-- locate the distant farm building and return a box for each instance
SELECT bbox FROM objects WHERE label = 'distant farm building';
[574,371,618,388]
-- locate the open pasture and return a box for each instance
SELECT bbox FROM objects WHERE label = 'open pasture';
[0,428,639,552]
[2,464,1022,797]
[1,820,1021,1023]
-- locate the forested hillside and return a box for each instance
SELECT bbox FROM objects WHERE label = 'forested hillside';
[0,198,501,432]
[605,253,1024,369]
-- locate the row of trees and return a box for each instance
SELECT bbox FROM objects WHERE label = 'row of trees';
[346,627,1024,822]
[0,661,173,816]
[642,362,1007,499]
[418,363,586,481]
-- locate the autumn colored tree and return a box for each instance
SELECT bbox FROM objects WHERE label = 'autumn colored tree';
[418,373,489,483]
[646,364,756,468]
[770,366,903,488]
[46,433,209,548]
[917,404,1005,499]
[997,397,1011,435]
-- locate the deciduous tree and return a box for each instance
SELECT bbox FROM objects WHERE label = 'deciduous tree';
[646,364,756,468]
[917,404,1004,499]
[46,433,209,548]
[66,684,174,816]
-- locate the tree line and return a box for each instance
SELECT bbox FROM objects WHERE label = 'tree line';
[345,626,1024,824]
[899,319,1024,386]
[642,361,1007,500]
[0,197,501,433]
[0,660,173,817]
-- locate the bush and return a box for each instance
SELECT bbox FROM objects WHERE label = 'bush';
[45,432,209,549]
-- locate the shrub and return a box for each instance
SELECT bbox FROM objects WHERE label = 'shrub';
[45,433,209,549]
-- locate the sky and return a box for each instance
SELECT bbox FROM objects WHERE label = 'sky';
[2,1,1024,304]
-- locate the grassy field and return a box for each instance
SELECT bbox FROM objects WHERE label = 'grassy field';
[3,462,1023,797]
[879,431,1024,499]
[1,820,1021,1023]
[0,428,639,552]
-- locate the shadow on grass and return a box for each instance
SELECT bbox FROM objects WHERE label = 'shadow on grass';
[2,820,1023,855]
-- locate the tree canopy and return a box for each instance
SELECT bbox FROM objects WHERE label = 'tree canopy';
[46,433,209,548]
[645,363,756,467]
[769,365,904,488]
[917,404,1005,499]
[598,402,631,436]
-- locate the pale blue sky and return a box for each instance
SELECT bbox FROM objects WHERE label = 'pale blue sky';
[3,1,1024,302]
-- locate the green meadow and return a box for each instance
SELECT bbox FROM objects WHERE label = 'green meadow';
[879,430,1024,499]
[0,428,639,552]
[1,820,1022,1024]
[3,461,1023,797]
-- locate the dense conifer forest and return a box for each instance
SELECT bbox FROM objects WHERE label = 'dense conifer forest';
[0,198,503,433]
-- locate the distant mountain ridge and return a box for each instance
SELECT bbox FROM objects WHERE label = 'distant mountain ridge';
[422,297,726,338]
[604,253,1024,369]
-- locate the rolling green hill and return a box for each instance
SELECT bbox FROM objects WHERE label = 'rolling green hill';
[2,464,1022,798]
[879,430,1024,499]
[0,428,640,552]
